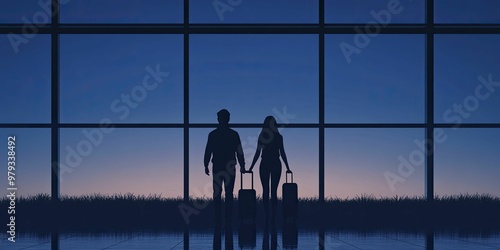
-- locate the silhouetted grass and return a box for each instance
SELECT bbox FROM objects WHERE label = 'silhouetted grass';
[1,193,499,232]
[303,194,500,231]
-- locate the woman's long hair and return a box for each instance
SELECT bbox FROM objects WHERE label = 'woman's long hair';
[259,116,280,145]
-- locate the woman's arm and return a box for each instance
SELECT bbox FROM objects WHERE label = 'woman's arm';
[279,135,291,172]
[249,144,262,172]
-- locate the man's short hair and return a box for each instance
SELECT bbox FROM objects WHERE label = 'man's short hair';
[217,109,230,124]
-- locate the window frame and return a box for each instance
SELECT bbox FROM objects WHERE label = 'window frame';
[1,0,500,205]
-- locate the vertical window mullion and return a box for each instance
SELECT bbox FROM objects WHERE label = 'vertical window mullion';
[183,0,190,204]
[425,0,435,201]
[51,1,60,250]
[319,0,325,203]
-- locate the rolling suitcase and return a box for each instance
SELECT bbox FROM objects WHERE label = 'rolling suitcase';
[238,171,256,224]
[282,171,298,223]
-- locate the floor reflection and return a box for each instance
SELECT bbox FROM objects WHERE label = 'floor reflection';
[213,223,234,250]
[238,223,256,249]
[282,222,298,249]
[426,230,434,250]
[1,228,498,249]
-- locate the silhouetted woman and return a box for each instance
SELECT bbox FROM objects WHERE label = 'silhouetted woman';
[249,116,291,222]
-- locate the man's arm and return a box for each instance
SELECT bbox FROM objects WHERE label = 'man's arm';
[236,133,245,171]
[204,133,213,175]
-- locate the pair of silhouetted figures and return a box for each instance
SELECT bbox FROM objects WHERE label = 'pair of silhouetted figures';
[204,109,292,226]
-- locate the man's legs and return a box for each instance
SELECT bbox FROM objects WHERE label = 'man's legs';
[213,164,236,225]
[224,165,236,223]
[213,170,223,226]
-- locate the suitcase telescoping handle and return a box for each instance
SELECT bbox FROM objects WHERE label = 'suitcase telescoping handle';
[286,171,294,183]
[240,170,254,190]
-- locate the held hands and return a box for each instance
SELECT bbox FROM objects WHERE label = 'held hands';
[247,163,255,173]
[242,165,256,174]
[207,166,251,175]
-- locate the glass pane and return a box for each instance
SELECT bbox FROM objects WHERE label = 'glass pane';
[0,128,50,197]
[0,35,50,123]
[435,0,500,24]
[60,0,183,23]
[190,0,318,23]
[190,35,318,123]
[435,129,500,197]
[190,128,318,200]
[325,35,425,123]
[60,35,183,123]
[325,0,425,24]
[60,129,183,198]
[435,35,500,124]
[325,129,425,199]
[0,0,51,24]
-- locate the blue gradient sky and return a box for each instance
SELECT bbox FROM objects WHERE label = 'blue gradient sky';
[190,34,318,123]
[326,34,425,123]
[60,34,184,123]
[2,0,500,24]
[326,0,425,23]
[1,2,499,198]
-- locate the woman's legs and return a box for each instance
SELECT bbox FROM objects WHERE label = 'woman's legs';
[260,163,271,220]
[261,158,282,222]
[270,160,282,220]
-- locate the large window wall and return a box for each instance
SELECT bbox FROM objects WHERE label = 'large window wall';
[1,1,499,201]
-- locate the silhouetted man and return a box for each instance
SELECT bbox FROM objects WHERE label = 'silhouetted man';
[204,109,245,225]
